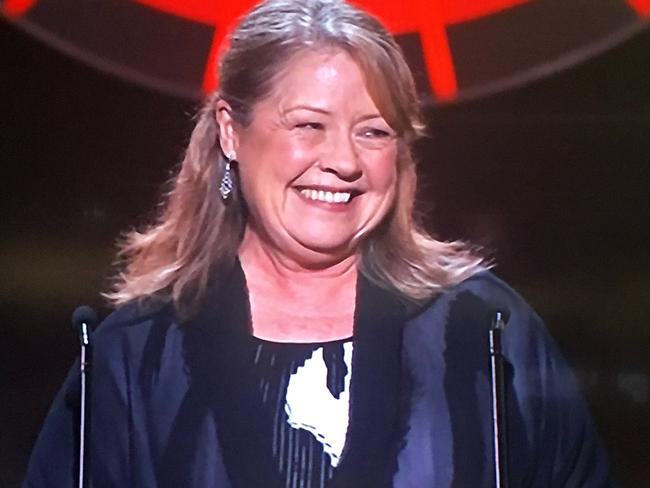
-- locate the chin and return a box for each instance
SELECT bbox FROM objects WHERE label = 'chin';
[289,234,358,261]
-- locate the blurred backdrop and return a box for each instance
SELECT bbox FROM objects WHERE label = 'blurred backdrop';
[1,6,649,487]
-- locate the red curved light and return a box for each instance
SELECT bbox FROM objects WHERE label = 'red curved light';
[2,0,647,101]
[127,0,532,100]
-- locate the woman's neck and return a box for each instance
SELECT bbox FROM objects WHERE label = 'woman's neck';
[239,227,358,343]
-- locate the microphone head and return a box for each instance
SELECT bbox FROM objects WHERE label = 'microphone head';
[71,305,98,332]
[489,305,511,330]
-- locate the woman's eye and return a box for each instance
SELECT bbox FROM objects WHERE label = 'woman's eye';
[295,122,324,130]
[360,128,392,139]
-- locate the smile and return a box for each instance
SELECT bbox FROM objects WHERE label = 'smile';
[298,188,352,204]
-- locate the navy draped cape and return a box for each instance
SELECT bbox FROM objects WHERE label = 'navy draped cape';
[24,265,614,487]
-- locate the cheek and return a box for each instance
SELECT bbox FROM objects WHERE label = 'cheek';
[239,138,308,191]
[367,150,399,193]
[277,145,316,180]
[260,142,315,183]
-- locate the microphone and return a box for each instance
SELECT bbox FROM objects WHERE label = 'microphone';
[71,305,98,488]
[72,305,97,348]
[489,307,510,488]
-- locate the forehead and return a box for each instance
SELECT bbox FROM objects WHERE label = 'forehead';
[257,48,378,112]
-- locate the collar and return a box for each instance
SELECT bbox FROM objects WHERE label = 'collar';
[180,259,410,487]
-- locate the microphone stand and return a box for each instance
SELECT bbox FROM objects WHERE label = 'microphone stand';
[489,311,509,488]
[72,306,96,488]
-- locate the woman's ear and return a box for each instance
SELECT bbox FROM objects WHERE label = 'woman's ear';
[215,99,239,159]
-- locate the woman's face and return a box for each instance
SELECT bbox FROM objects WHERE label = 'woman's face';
[219,49,399,267]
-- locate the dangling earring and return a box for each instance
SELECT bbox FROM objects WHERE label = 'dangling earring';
[219,154,234,201]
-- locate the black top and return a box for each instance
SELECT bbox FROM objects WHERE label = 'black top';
[226,337,352,488]
[180,263,407,488]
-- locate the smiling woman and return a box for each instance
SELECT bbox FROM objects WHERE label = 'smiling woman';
[24,1,614,487]
[217,49,404,341]
[218,49,399,270]
[104,0,483,314]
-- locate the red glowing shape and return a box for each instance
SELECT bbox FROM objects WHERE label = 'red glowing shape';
[0,0,38,18]
[2,0,647,100]
[627,0,650,15]
[132,0,531,100]
[128,0,531,99]
[353,0,531,99]
[133,0,257,93]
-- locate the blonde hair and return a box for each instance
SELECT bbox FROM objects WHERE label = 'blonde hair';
[106,0,485,315]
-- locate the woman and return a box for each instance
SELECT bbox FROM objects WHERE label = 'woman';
[25,0,613,487]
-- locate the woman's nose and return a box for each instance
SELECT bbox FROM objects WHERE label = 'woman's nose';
[319,133,362,181]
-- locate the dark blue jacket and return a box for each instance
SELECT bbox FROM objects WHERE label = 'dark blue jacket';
[24,266,613,487]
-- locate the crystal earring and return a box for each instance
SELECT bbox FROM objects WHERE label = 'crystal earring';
[219,154,234,201]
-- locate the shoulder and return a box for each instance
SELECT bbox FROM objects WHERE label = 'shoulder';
[402,272,614,484]
[404,271,559,366]
[91,298,179,363]
[439,270,535,318]
[408,270,541,331]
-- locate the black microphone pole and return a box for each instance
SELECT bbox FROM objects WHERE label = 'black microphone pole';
[72,306,98,488]
[490,310,509,488]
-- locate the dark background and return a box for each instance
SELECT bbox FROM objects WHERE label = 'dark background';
[1,19,648,487]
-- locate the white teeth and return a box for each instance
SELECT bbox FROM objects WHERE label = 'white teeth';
[299,189,352,204]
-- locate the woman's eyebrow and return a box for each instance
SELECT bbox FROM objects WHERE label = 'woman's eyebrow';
[283,105,384,122]
[283,104,331,115]
[355,113,383,122]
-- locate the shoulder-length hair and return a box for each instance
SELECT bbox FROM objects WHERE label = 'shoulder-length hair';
[106,0,486,316]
